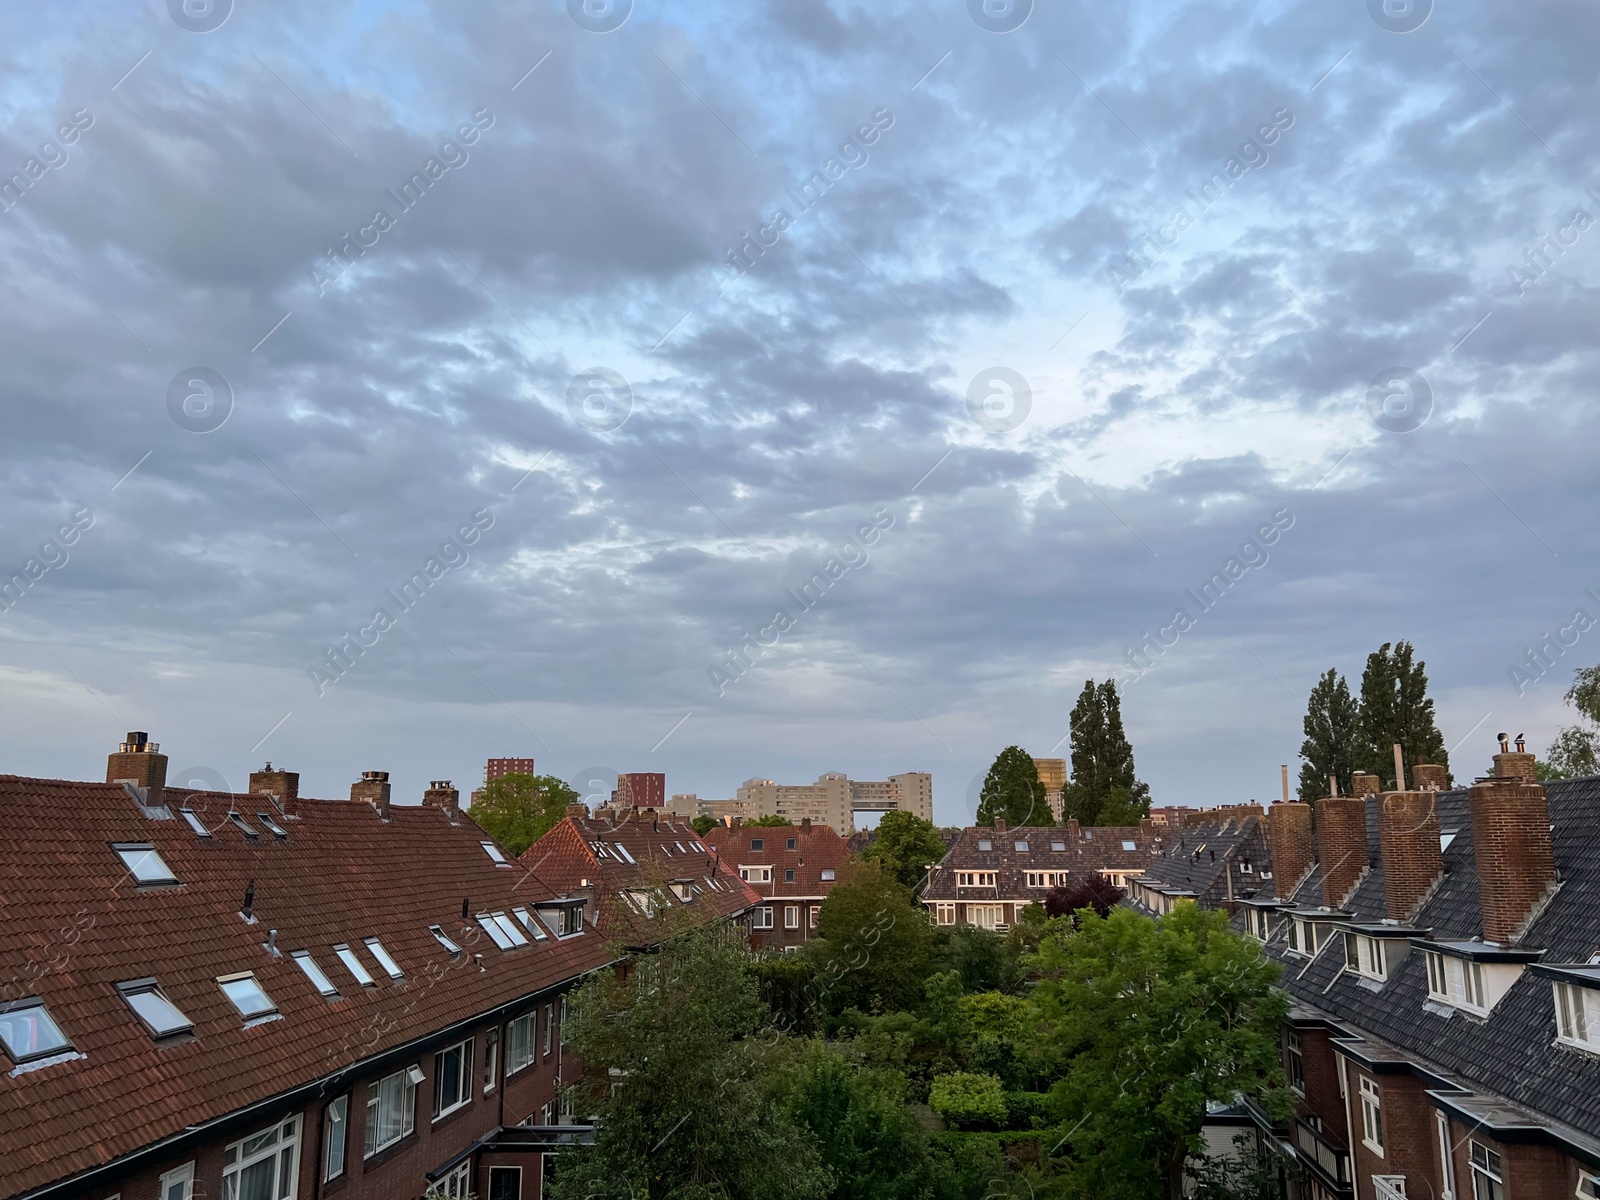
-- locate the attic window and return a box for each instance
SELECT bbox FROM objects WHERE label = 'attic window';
[1014,841,1029,852]
[672,881,693,902]
[1344,933,1388,982]
[228,813,259,839]
[1554,981,1600,1053]
[820,869,836,881]
[676,841,687,853]
[429,925,461,954]
[113,842,178,886]
[977,840,993,851]
[1122,840,1137,852]
[786,837,797,850]
[255,813,288,839]
[363,938,404,979]
[690,841,705,852]
[1440,830,1458,853]
[481,841,510,866]
[333,944,376,987]
[0,998,73,1063]
[1424,950,1487,1014]
[118,980,193,1038]
[291,951,339,997]
[1050,841,1066,852]
[217,973,276,1019]
[478,912,528,950]
[512,907,549,940]
[750,838,765,851]
[179,808,212,838]
[613,843,636,864]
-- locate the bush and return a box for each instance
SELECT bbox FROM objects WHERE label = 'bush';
[1003,1090,1053,1130]
[929,1072,1007,1130]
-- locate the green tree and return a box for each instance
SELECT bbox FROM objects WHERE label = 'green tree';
[466,772,578,856]
[928,1072,1007,1129]
[803,861,938,1018]
[1541,664,1600,780]
[747,814,794,826]
[1029,905,1289,1200]
[1063,679,1150,825]
[865,810,950,893]
[548,928,829,1200]
[1298,668,1359,801]
[1358,641,1449,788]
[690,814,718,836]
[977,746,1047,827]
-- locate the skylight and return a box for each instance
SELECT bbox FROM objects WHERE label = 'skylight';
[749,838,764,851]
[478,912,528,950]
[363,938,404,978]
[333,945,376,987]
[255,812,288,839]
[1440,830,1458,852]
[675,841,687,853]
[691,841,705,852]
[228,813,259,839]
[0,998,72,1062]
[977,840,993,851]
[291,951,339,996]
[481,841,509,865]
[1014,841,1029,852]
[118,981,192,1038]
[513,907,549,941]
[218,973,276,1019]
[429,925,462,954]
[179,808,212,838]
[1122,841,1137,851]
[113,842,178,885]
[820,869,836,881]
[614,843,636,864]
[1051,840,1066,851]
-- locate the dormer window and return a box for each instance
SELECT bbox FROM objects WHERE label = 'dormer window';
[956,871,997,888]
[1344,933,1388,982]
[671,881,693,902]
[1425,951,1487,1014]
[740,865,773,884]
[1554,981,1600,1052]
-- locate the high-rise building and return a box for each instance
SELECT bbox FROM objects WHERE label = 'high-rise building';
[484,756,535,782]
[1033,756,1067,820]
[615,771,666,809]
[721,772,933,833]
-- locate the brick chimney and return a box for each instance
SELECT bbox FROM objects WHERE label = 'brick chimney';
[422,780,460,813]
[1067,818,1080,842]
[994,817,1007,833]
[1316,792,1369,909]
[1413,763,1449,791]
[249,763,300,816]
[565,803,589,819]
[1470,745,1558,945]
[800,817,812,830]
[1351,772,1380,797]
[1267,801,1314,900]
[107,732,167,808]
[1377,790,1443,921]
[351,770,391,820]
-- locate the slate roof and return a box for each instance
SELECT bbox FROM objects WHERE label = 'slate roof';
[520,812,760,948]
[704,822,851,900]
[1256,776,1600,1147]
[0,775,610,1200]
[922,822,1157,904]
[1129,813,1269,904]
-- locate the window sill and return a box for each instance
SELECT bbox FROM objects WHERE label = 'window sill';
[1361,1139,1385,1158]
[432,1098,472,1125]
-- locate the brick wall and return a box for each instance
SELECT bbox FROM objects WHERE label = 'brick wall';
[1340,1070,1440,1200]
[1267,802,1314,900]
[1317,796,1370,909]
[1445,1126,1582,1200]
[1376,791,1443,921]
[1469,776,1558,945]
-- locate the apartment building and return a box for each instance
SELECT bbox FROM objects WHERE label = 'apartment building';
[922,817,1158,930]
[0,735,607,1200]
[704,819,851,950]
[719,772,933,833]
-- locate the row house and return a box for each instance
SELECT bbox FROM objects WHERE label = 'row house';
[1219,746,1600,1200]
[1125,805,1269,916]
[704,819,851,949]
[921,817,1157,930]
[0,735,686,1200]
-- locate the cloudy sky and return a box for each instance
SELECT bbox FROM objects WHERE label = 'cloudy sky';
[1,0,1596,820]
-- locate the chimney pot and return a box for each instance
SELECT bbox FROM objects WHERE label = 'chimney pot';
[1413,763,1448,791]
[1351,772,1380,797]
[107,732,168,809]
[422,780,461,814]
[994,817,1007,833]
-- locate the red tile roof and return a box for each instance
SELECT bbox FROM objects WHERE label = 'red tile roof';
[0,776,610,1199]
[703,822,851,900]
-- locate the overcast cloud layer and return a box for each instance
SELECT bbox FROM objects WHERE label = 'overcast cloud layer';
[1,0,1596,820]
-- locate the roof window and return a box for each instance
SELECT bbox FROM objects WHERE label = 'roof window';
[481,841,510,866]
[676,841,687,853]
[363,937,404,978]
[1440,830,1458,853]
[0,998,73,1062]
[118,980,193,1038]
[820,869,836,881]
[478,912,529,949]
[218,973,276,1019]
[1051,840,1066,851]
[613,843,636,864]
[1122,840,1137,851]
[113,842,178,885]
[333,944,376,987]
[750,838,765,851]
[429,925,462,954]
[1014,840,1029,852]
[291,950,339,996]
[228,813,259,839]
[786,837,797,850]
[179,808,212,838]
[513,907,549,940]
[977,839,992,851]
[256,812,288,839]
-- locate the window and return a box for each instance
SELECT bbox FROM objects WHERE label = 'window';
[786,837,797,850]
[112,842,177,885]
[785,905,800,929]
[488,1165,523,1200]
[540,1099,556,1125]
[624,889,658,918]
[364,1066,420,1156]
[1051,840,1066,851]
[218,973,276,1019]
[513,907,551,939]
[968,903,1006,930]
[613,842,636,863]
[936,903,955,925]
[1578,1169,1600,1198]
[481,840,509,865]
[557,903,584,936]
[157,1163,194,1200]
[1469,1141,1503,1200]
[1122,840,1137,851]
[334,944,376,987]
[117,980,192,1038]
[323,1096,348,1181]
[1285,1030,1304,1094]
[1344,933,1387,981]
[543,1003,554,1056]
[1437,1113,1456,1200]
[478,912,529,949]
[1290,918,1327,956]
[222,1113,300,1200]
[1014,841,1029,852]
[784,868,796,883]
[809,904,820,928]
[1555,981,1600,1051]
[753,906,774,929]
[0,997,72,1063]
[433,1038,473,1118]
[1359,1076,1384,1154]
[255,812,288,839]
[179,808,212,838]
[363,937,404,978]
[820,869,835,881]
[437,1163,472,1198]
[1025,870,1069,888]
[228,813,258,839]
[956,871,997,887]
[484,1028,500,1092]
[290,950,338,997]
[508,1012,535,1074]
[430,924,462,954]
[740,865,773,884]
[977,839,993,851]
[750,838,765,851]
[1425,951,1488,1014]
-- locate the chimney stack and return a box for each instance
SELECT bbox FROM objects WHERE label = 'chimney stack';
[1469,744,1557,944]
[1377,789,1444,920]
[994,817,1007,833]
[351,770,391,820]
[1267,800,1314,900]
[1316,789,1370,909]
[422,780,460,814]
[1351,772,1380,797]
[1413,763,1448,791]
[1067,817,1081,842]
[249,763,300,815]
[1281,764,1290,804]
[565,802,589,819]
[107,732,167,808]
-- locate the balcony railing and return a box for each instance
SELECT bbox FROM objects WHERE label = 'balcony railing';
[1293,1115,1352,1190]
[1373,1176,1407,1200]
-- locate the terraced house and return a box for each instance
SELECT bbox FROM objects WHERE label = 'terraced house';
[1,735,617,1200]
[704,818,850,949]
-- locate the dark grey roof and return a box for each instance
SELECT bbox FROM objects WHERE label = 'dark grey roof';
[1131,814,1269,907]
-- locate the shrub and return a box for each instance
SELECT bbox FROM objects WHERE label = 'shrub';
[929,1071,1007,1130]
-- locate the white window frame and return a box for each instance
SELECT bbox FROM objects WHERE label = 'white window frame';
[1285,1029,1304,1095]
[507,1012,535,1075]
[1345,933,1387,981]
[1437,1112,1456,1200]
[1426,951,1490,1015]
[1555,981,1600,1052]
[1577,1168,1600,1199]
[157,1162,194,1200]
[437,1162,472,1198]
[820,868,836,881]
[484,1027,500,1093]
[292,951,339,997]
[956,871,997,888]
[809,904,820,929]
[543,1003,554,1057]
[1359,1075,1384,1156]
[113,842,178,886]
[936,903,955,925]
[363,937,404,978]
[221,1113,301,1200]
[333,944,376,988]
[1469,1140,1503,1200]
[323,1095,349,1182]
[753,906,774,929]
[364,1066,419,1157]
[784,904,800,929]
[739,865,773,884]
[433,1037,473,1120]
[488,1164,523,1200]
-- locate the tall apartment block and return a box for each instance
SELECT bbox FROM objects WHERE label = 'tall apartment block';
[485,756,536,782]
[1034,756,1067,821]
[709,772,932,833]
[613,771,665,809]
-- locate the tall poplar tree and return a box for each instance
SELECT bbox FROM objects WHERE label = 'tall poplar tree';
[1063,679,1150,825]
[1298,668,1359,801]
[1357,641,1449,789]
[976,745,1047,827]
